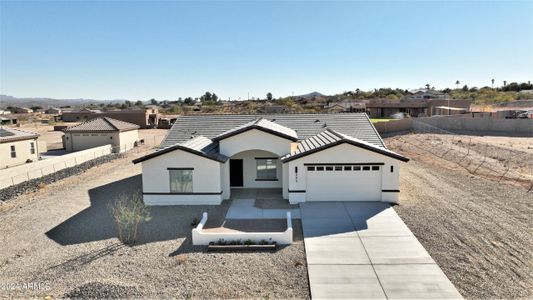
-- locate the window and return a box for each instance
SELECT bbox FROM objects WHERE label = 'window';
[256,159,277,180]
[30,142,35,154]
[325,166,333,171]
[354,166,361,171]
[10,145,16,158]
[362,166,371,171]
[372,166,380,171]
[316,166,324,171]
[169,169,193,193]
[344,166,352,171]
[307,166,315,171]
[390,166,394,173]
[334,166,342,171]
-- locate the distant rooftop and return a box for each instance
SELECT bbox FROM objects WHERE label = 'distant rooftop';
[63,117,139,132]
[0,127,39,143]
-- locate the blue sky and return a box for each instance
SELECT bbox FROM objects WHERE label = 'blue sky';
[1,1,532,100]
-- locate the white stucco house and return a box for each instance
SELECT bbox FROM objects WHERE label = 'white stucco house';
[133,113,409,205]
[63,117,140,153]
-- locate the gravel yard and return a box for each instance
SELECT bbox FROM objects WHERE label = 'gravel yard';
[386,135,533,299]
[0,151,309,299]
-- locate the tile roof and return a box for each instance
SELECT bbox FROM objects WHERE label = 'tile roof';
[281,129,409,162]
[63,117,139,133]
[160,113,384,148]
[213,118,298,142]
[0,127,39,143]
[132,136,228,164]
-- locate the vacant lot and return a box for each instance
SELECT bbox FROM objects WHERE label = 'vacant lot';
[0,151,309,299]
[386,134,533,299]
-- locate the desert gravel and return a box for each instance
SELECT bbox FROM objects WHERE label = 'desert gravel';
[0,151,309,299]
[387,135,533,299]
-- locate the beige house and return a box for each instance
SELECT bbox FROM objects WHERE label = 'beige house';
[63,117,140,153]
[0,127,40,169]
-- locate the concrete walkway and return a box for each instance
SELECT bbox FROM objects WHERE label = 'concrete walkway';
[301,202,463,299]
[225,198,301,219]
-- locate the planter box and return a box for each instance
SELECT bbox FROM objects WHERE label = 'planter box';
[207,243,277,252]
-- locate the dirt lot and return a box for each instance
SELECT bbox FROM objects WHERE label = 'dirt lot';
[0,150,309,299]
[386,134,533,299]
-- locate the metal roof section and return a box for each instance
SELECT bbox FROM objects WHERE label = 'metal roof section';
[281,128,409,163]
[160,113,385,149]
[0,127,39,143]
[132,136,228,164]
[212,117,298,142]
[64,117,140,133]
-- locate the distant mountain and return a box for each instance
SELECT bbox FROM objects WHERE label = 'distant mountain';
[296,91,326,99]
[0,95,129,108]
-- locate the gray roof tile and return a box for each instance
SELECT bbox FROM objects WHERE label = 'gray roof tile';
[0,127,39,143]
[160,113,384,148]
[64,117,139,132]
[282,129,408,162]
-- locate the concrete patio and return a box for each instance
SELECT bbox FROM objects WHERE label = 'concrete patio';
[301,202,463,300]
[226,188,301,219]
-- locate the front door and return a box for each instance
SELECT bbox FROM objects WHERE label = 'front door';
[230,159,244,187]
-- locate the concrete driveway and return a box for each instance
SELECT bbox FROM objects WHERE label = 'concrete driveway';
[301,202,463,299]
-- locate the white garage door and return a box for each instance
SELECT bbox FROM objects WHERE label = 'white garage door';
[306,164,382,201]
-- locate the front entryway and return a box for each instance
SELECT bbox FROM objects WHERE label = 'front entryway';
[229,159,243,187]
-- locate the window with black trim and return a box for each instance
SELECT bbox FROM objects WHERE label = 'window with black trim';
[307,166,315,171]
[334,166,342,171]
[372,166,380,171]
[354,166,361,171]
[256,158,277,180]
[325,166,333,171]
[169,169,193,192]
[316,166,324,171]
[362,166,371,171]
[344,166,352,171]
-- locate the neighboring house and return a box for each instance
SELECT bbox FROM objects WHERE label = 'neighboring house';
[0,116,18,125]
[12,107,34,114]
[324,101,366,113]
[0,110,11,115]
[0,127,39,169]
[365,99,471,118]
[61,106,159,128]
[45,107,62,114]
[63,117,140,153]
[133,113,409,206]
[406,88,449,99]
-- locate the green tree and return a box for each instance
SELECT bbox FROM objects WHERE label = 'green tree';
[150,99,158,105]
[212,93,219,102]
[455,80,460,89]
[200,92,212,102]
[135,100,143,106]
[266,92,273,101]
[462,84,469,91]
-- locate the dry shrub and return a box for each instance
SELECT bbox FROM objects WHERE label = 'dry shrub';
[38,183,47,189]
[109,193,151,244]
[175,254,188,265]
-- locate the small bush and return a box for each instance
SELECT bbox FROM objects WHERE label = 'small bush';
[191,217,199,227]
[109,192,151,244]
[259,239,269,245]
[175,254,188,265]
[243,239,254,245]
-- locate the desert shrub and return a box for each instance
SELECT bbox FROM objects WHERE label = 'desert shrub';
[109,193,151,244]
[243,239,254,245]
[175,254,188,265]
[259,239,269,245]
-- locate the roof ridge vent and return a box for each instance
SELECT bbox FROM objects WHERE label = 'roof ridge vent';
[314,119,320,123]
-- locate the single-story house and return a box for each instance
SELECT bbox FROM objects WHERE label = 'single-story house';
[0,127,40,169]
[12,107,34,114]
[45,107,62,115]
[63,117,140,153]
[133,113,409,206]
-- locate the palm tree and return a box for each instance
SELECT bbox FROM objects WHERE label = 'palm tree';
[455,80,460,89]
[491,79,495,89]
[503,80,507,87]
